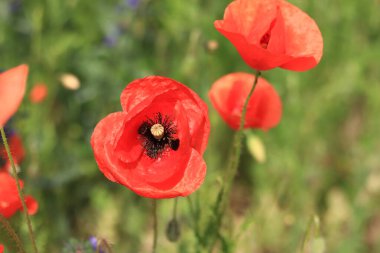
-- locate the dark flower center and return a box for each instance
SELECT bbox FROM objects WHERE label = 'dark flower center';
[138,112,180,159]
[260,19,277,49]
[260,33,270,49]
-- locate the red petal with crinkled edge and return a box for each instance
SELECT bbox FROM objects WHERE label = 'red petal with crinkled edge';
[276,0,323,71]
[91,76,210,198]
[91,112,128,183]
[214,0,323,71]
[209,72,282,130]
[0,65,28,126]
[121,76,209,155]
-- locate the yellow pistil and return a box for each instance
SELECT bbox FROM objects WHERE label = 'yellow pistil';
[150,124,165,140]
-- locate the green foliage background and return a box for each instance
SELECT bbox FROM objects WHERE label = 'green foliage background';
[1,0,380,252]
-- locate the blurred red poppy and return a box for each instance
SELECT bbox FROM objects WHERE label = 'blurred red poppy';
[0,133,25,171]
[91,76,210,198]
[0,244,3,253]
[214,0,323,71]
[0,65,28,127]
[29,83,48,103]
[0,171,38,218]
[209,72,282,130]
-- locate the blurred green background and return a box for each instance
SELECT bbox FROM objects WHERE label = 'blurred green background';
[1,0,380,252]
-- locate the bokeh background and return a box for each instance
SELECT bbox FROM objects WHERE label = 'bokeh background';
[1,0,380,252]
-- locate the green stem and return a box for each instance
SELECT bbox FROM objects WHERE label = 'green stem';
[211,70,262,250]
[0,127,39,253]
[223,70,261,200]
[172,198,178,220]
[152,200,158,253]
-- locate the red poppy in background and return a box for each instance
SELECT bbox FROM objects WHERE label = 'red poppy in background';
[0,171,38,218]
[0,244,3,253]
[214,0,323,71]
[29,83,48,103]
[0,133,25,171]
[0,65,28,127]
[91,76,210,198]
[209,72,282,130]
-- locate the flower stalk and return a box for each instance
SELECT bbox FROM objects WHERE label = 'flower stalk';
[0,127,38,253]
[211,70,262,250]
[222,70,262,206]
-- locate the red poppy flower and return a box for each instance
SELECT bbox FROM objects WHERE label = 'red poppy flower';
[91,76,210,198]
[0,133,25,171]
[214,0,323,71]
[209,72,282,130]
[0,244,3,253]
[0,65,28,127]
[0,171,38,218]
[29,83,48,103]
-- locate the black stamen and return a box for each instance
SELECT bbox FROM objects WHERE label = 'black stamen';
[169,139,180,151]
[137,112,180,159]
[138,122,149,135]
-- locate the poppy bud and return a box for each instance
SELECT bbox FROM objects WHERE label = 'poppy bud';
[165,218,181,242]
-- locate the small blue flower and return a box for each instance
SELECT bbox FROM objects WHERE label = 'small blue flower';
[88,236,105,253]
[126,0,139,9]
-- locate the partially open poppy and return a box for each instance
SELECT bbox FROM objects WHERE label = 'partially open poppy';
[0,131,25,171]
[91,76,210,198]
[214,0,323,71]
[0,171,38,218]
[0,65,28,127]
[209,72,282,130]
[29,83,48,103]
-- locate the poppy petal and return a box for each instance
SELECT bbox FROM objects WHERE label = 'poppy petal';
[92,76,210,198]
[0,65,28,126]
[209,72,282,130]
[214,0,323,71]
[91,112,127,182]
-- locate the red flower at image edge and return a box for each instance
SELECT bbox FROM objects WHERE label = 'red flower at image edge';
[91,76,210,198]
[0,171,38,218]
[0,133,25,171]
[209,72,282,130]
[0,244,3,253]
[0,65,28,127]
[29,83,48,103]
[214,0,323,71]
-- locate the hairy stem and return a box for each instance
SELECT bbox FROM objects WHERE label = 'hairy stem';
[0,214,25,253]
[0,127,39,253]
[211,70,262,251]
